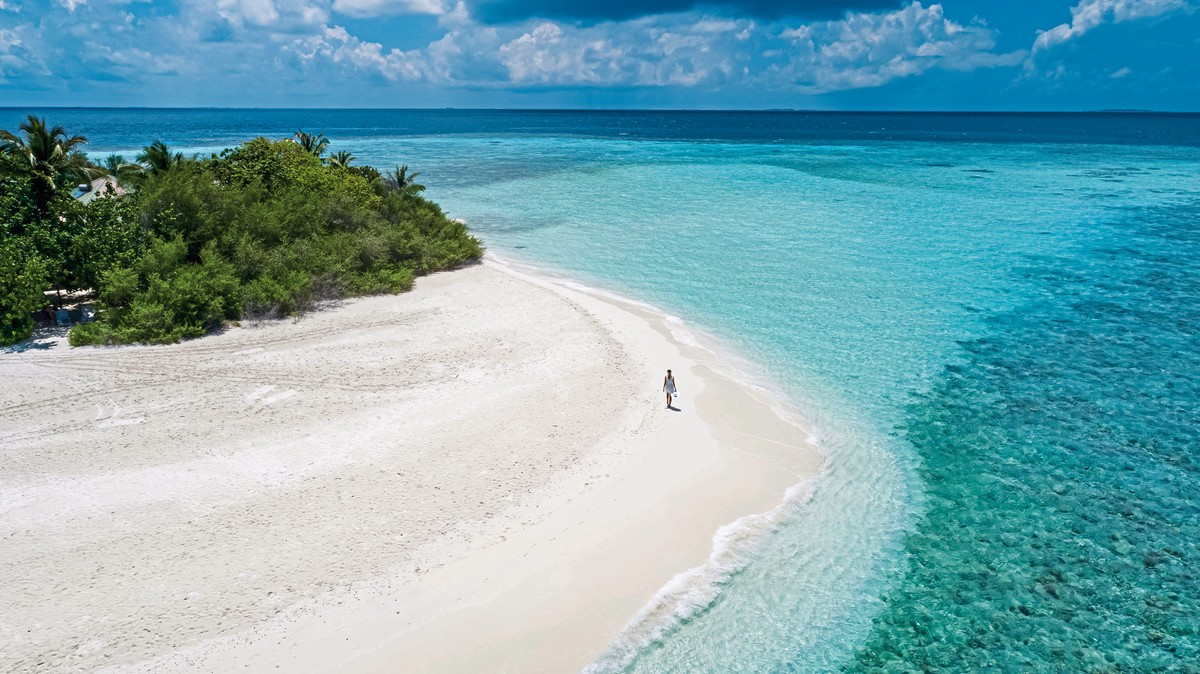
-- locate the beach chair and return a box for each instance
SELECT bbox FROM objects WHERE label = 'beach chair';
[55,309,71,326]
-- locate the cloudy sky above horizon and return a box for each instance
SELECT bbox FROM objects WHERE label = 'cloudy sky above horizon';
[0,0,1197,109]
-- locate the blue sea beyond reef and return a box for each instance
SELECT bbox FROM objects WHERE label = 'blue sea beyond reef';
[11,108,1199,672]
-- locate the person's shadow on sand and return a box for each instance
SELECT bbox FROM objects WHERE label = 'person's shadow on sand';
[667,405,682,412]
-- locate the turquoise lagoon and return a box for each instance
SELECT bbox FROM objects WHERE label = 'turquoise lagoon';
[359,130,1200,672]
[18,110,1199,671]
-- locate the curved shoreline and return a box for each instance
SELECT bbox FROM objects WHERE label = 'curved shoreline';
[1,258,823,673]
[278,257,825,673]
[481,257,828,672]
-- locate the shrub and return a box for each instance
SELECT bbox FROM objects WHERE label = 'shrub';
[345,266,414,295]
[70,238,241,345]
[242,269,312,319]
[8,128,484,347]
[68,192,146,291]
[67,320,110,347]
[0,241,48,346]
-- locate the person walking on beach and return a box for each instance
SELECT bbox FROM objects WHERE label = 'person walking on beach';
[663,369,677,408]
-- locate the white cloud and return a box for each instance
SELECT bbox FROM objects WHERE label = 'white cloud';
[218,0,279,26]
[212,0,330,29]
[0,27,23,78]
[494,16,752,86]
[499,22,615,84]
[438,0,469,26]
[774,2,1024,93]
[0,24,48,82]
[0,1,21,13]
[284,2,1021,91]
[1029,0,1189,64]
[331,0,446,17]
[288,24,424,80]
[96,45,185,76]
[1109,65,1132,77]
[426,22,502,82]
[58,0,85,11]
[0,0,1061,100]
[691,19,738,33]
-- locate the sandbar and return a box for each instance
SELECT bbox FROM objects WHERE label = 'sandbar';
[0,259,821,673]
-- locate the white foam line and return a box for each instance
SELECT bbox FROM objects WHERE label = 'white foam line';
[487,253,674,318]
[494,252,823,439]
[487,254,723,360]
[489,251,837,671]
[583,480,815,674]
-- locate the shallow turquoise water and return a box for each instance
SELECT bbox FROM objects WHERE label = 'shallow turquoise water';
[55,110,1200,671]
[380,138,1200,672]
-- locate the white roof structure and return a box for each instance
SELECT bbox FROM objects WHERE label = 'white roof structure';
[75,176,126,204]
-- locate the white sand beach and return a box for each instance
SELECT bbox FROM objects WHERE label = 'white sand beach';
[0,259,821,673]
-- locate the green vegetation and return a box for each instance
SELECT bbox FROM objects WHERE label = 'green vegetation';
[0,239,48,345]
[293,129,330,157]
[0,115,483,347]
[0,116,103,215]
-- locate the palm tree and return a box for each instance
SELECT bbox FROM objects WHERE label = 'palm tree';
[136,141,184,175]
[293,130,330,157]
[103,153,128,175]
[327,150,355,168]
[383,164,425,197]
[115,141,184,184]
[0,114,102,212]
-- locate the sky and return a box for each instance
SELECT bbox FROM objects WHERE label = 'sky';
[0,0,1197,109]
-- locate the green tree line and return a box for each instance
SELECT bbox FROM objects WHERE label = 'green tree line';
[0,115,483,346]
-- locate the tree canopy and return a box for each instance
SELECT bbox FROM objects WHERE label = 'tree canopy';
[0,114,102,215]
[328,150,355,168]
[0,121,483,347]
[293,130,330,157]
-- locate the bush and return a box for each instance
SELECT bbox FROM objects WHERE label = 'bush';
[346,266,414,295]
[70,238,241,345]
[68,192,146,291]
[67,320,109,347]
[8,128,484,347]
[242,270,312,319]
[209,138,379,208]
[0,241,48,346]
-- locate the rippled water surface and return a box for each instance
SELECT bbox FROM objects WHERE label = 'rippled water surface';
[17,110,1200,671]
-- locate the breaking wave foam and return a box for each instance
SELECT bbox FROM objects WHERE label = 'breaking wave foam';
[583,479,817,674]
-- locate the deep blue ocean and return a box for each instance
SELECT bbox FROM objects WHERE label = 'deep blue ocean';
[7,109,1198,672]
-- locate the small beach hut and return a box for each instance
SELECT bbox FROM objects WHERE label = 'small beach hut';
[74,176,126,204]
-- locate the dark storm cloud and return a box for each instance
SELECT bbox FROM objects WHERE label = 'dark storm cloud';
[469,0,903,24]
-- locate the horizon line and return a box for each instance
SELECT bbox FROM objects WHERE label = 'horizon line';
[2,107,1197,115]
